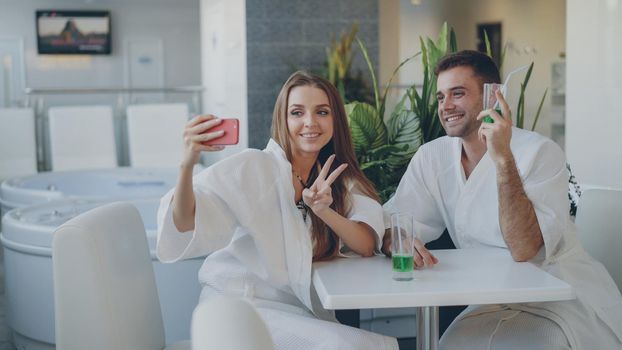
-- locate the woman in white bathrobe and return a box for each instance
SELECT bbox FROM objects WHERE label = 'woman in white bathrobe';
[156,71,398,350]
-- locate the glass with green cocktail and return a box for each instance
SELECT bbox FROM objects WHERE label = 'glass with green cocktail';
[482,83,507,123]
[391,213,415,281]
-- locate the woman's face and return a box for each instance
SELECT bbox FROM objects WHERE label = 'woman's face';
[287,85,334,158]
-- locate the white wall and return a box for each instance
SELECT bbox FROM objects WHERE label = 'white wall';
[379,0,400,87]
[380,0,565,138]
[0,0,201,90]
[452,0,566,138]
[0,0,203,168]
[199,0,247,163]
[566,0,622,188]
[378,0,450,111]
[382,0,450,84]
[394,0,460,89]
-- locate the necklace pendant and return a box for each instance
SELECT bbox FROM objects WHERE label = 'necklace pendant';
[292,169,307,188]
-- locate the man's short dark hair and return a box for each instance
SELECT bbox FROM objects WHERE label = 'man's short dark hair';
[434,50,501,84]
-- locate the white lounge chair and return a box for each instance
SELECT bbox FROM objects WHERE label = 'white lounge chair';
[575,187,622,291]
[126,103,189,167]
[48,105,117,170]
[53,202,190,350]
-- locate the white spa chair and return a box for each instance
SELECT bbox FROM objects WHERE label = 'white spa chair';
[48,105,117,170]
[0,108,37,181]
[126,103,189,167]
[52,202,190,350]
[191,296,274,350]
[575,187,622,291]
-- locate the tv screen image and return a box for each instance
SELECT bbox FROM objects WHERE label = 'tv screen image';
[36,10,111,55]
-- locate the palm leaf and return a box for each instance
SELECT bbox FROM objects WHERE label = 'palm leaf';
[435,22,448,55]
[522,62,534,87]
[360,159,388,171]
[421,37,431,72]
[425,100,443,142]
[367,144,409,159]
[387,109,422,168]
[516,62,534,128]
[388,109,421,147]
[387,93,410,142]
[499,43,508,70]
[379,51,421,120]
[346,101,387,152]
[355,37,380,113]
[531,88,548,131]
[449,28,458,52]
[484,30,492,57]
[378,187,398,203]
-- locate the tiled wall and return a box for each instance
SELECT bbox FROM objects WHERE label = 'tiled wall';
[246,0,379,148]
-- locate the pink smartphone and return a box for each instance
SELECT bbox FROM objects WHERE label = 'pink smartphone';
[202,118,239,145]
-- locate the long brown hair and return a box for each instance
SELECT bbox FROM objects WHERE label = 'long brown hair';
[271,70,380,261]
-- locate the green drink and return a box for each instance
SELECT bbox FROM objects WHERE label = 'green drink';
[392,254,414,272]
[483,108,502,123]
[483,82,506,123]
[392,254,414,281]
[391,213,415,281]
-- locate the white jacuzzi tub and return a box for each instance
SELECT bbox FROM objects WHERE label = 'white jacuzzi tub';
[0,197,203,350]
[0,167,192,217]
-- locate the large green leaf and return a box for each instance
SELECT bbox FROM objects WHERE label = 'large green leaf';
[414,22,450,144]
[408,85,423,115]
[346,101,387,153]
[387,93,409,142]
[428,22,447,65]
[426,38,439,70]
[360,159,388,171]
[387,109,422,169]
[367,144,408,158]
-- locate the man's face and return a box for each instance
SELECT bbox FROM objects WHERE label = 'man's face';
[436,66,483,139]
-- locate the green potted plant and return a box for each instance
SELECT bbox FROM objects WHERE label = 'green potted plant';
[346,22,579,215]
[344,23,456,202]
[324,23,374,105]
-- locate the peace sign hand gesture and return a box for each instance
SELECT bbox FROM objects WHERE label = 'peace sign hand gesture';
[302,154,348,215]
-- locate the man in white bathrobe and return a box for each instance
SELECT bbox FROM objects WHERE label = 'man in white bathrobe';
[384,50,622,349]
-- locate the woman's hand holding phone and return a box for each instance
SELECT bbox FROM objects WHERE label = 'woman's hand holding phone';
[181,114,226,168]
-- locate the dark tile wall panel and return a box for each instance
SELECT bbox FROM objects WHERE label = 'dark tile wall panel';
[246,0,378,149]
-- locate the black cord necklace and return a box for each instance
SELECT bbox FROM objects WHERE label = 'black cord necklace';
[292,169,309,220]
[292,170,308,188]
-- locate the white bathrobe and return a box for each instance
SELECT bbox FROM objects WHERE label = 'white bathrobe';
[385,127,622,349]
[157,139,397,350]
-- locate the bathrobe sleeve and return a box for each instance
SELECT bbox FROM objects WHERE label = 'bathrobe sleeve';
[519,138,570,261]
[383,147,446,244]
[338,192,385,256]
[156,150,279,262]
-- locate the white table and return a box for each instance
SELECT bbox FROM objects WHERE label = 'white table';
[312,248,575,350]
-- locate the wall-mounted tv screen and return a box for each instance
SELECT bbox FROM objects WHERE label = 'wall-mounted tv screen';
[36,10,111,55]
